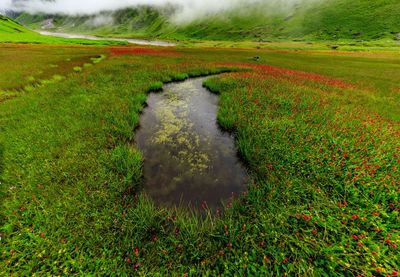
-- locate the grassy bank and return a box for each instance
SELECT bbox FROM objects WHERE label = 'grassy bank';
[1,45,399,275]
[204,67,399,275]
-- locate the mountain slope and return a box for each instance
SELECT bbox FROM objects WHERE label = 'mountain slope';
[13,0,400,42]
[0,14,33,34]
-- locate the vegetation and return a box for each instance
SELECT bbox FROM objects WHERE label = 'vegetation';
[1,43,399,275]
[0,14,32,33]
[0,45,103,95]
[204,65,400,275]
[13,0,400,42]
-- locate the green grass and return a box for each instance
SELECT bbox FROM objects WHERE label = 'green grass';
[0,45,105,93]
[203,70,399,275]
[0,45,399,275]
[0,15,33,33]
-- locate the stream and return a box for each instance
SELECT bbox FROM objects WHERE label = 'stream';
[38,31,175,46]
[136,77,248,210]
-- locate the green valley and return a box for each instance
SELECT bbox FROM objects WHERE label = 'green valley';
[0,1,399,275]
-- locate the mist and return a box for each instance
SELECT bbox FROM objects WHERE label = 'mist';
[0,0,306,22]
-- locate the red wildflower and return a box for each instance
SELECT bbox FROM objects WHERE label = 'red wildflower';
[302,215,312,221]
[110,47,181,57]
[312,229,318,235]
[245,63,354,89]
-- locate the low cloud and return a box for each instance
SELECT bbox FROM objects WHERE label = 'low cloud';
[85,14,114,27]
[0,0,304,22]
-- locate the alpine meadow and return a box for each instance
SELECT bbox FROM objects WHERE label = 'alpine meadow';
[0,0,399,275]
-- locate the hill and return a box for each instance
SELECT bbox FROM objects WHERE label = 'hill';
[0,14,33,34]
[13,0,400,42]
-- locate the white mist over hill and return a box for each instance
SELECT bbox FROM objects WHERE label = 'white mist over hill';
[0,0,306,22]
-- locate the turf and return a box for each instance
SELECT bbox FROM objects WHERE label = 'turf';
[0,44,399,275]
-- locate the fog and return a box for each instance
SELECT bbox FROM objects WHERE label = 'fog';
[0,0,306,22]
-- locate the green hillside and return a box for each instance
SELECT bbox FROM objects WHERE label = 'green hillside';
[0,14,33,34]
[14,0,400,42]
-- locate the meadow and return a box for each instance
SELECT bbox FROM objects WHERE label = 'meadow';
[0,45,105,95]
[0,43,399,275]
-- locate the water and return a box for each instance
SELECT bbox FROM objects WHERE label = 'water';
[136,77,248,209]
[38,31,175,47]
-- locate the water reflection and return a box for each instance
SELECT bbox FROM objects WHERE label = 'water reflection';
[136,77,247,209]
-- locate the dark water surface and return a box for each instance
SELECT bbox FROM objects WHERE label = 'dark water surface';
[136,77,248,209]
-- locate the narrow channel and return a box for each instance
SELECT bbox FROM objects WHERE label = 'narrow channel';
[135,77,248,210]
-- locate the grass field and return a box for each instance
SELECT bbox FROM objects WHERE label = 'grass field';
[0,43,399,275]
[0,45,104,93]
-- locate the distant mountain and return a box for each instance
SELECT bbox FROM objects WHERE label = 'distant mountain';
[0,14,128,45]
[11,0,400,41]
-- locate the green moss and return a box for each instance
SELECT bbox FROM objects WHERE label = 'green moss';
[73,66,82,72]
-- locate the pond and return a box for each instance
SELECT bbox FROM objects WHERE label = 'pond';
[135,77,248,210]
